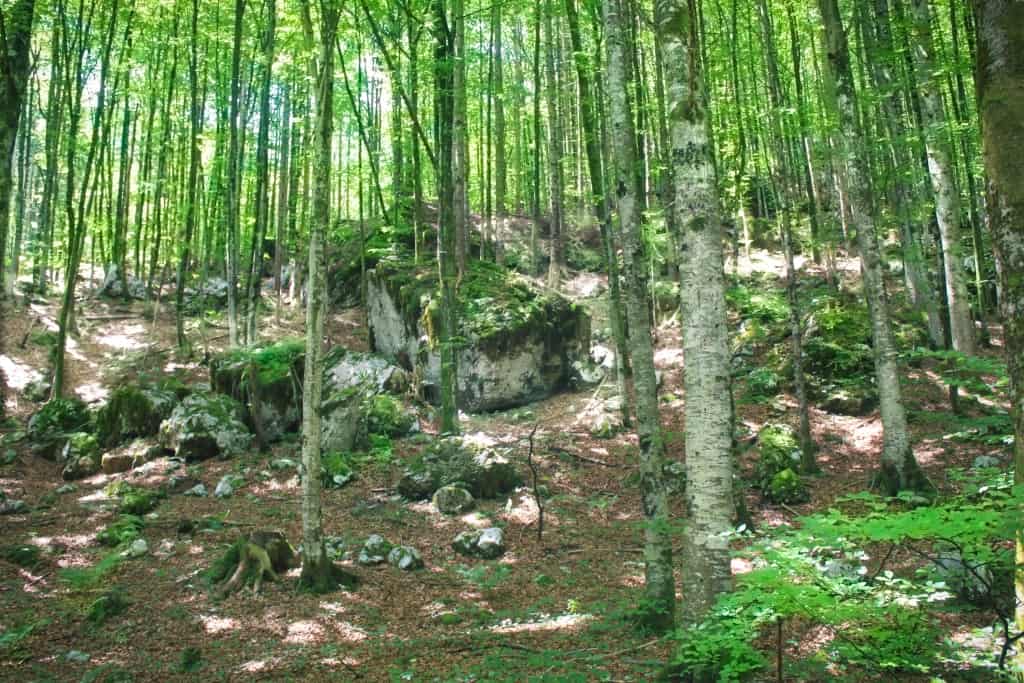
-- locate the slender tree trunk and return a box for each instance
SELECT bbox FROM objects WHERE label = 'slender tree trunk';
[0,0,36,297]
[819,0,929,494]
[34,25,64,295]
[434,0,460,435]
[298,0,340,593]
[275,84,291,301]
[973,0,1024,671]
[906,0,975,354]
[544,0,565,289]
[176,0,203,352]
[225,0,245,347]
[655,0,734,625]
[564,0,631,423]
[493,0,506,263]
[453,0,468,275]
[245,0,276,344]
[604,0,674,631]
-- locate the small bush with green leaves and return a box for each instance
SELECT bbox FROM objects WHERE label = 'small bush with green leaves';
[104,482,163,516]
[670,471,1022,680]
[0,544,42,568]
[744,367,781,401]
[27,398,92,458]
[96,515,145,548]
[321,451,357,488]
[726,283,790,325]
[364,394,413,437]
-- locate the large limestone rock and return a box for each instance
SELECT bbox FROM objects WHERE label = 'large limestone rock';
[366,259,590,412]
[95,386,179,448]
[98,265,147,300]
[158,394,253,461]
[210,340,305,443]
[397,434,521,501]
[61,433,101,481]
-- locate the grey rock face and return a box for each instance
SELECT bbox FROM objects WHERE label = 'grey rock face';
[387,545,424,570]
[452,527,506,559]
[358,534,393,565]
[397,435,521,501]
[158,394,252,461]
[432,485,475,515]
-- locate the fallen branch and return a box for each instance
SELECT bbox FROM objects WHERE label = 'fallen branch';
[547,445,617,467]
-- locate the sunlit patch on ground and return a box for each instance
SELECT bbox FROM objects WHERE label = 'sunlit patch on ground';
[94,325,148,352]
[200,615,239,634]
[0,354,42,390]
[490,612,593,634]
[284,619,325,644]
[325,619,369,642]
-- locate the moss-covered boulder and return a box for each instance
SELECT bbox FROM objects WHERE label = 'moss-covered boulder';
[96,386,178,449]
[101,438,162,474]
[323,347,409,396]
[766,468,810,504]
[397,435,521,500]
[158,393,253,461]
[60,432,101,481]
[210,340,305,443]
[756,424,803,497]
[432,484,475,515]
[27,398,92,460]
[367,259,590,412]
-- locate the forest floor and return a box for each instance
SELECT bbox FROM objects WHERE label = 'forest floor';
[0,253,1007,682]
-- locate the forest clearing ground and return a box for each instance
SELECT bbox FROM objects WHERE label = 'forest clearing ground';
[0,255,1007,681]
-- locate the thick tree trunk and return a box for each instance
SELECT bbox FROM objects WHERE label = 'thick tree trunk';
[818,0,929,495]
[603,0,675,632]
[973,0,1024,670]
[655,0,734,625]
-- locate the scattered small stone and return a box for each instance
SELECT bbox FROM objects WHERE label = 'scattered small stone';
[387,545,424,571]
[432,485,475,515]
[972,455,1001,469]
[325,536,347,561]
[124,539,149,558]
[56,484,77,495]
[213,475,244,499]
[64,650,91,664]
[589,413,618,439]
[358,534,392,565]
[270,458,299,471]
[183,484,208,497]
[0,499,28,515]
[452,527,505,559]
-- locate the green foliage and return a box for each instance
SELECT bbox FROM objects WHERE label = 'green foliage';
[118,489,162,516]
[0,543,42,568]
[364,394,413,437]
[203,539,245,587]
[220,339,305,385]
[908,348,1009,397]
[177,647,203,673]
[0,618,48,654]
[321,451,357,488]
[767,469,810,504]
[726,284,789,325]
[96,515,145,548]
[27,398,92,457]
[86,587,130,625]
[456,564,512,591]
[743,367,781,401]
[671,472,1023,680]
[59,551,124,591]
[803,298,874,379]
[755,424,806,502]
[95,386,176,448]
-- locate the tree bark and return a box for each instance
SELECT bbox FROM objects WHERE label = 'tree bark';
[298,0,340,592]
[972,0,1024,670]
[818,0,929,495]
[655,0,734,625]
[225,0,245,347]
[603,0,675,632]
[0,0,36,297]
[906,0,975,354]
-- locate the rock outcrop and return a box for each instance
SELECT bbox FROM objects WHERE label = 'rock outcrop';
[367,259,590,412]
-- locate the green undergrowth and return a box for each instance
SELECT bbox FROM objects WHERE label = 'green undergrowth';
[669,469,1023,681]
[105,482,164,516]
[219,339,305,385]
